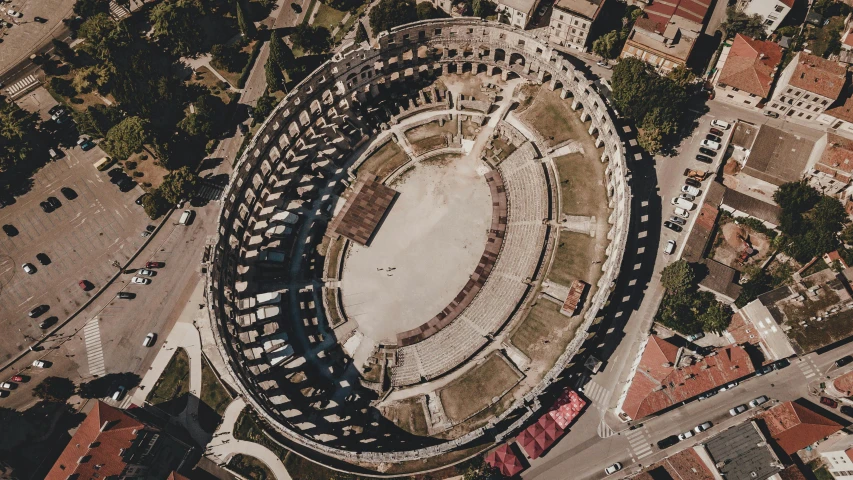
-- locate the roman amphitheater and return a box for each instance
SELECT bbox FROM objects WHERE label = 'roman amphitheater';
[205,18,630,474]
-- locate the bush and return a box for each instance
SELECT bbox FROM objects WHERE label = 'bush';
[125,160,138,170]
[237,40,263,89]
[132,171,144,177]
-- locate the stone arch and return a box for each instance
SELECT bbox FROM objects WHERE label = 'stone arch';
[552,79,564,91]
[476,63,488,74]
[492,66,502,76]
[494,48,506,63]
[509,52,525,66]
[506,71,520,80]
[462,62,473,73]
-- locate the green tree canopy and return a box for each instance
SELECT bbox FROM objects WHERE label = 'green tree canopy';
[254,90,278,120]
[416,1,444,19]
[211,43,246,72]
[149,0,206,57]
[32,377,76,403]
[179,94,224,138]
[159,166,199,204]
[699,301,733,334]
[660,260,694,294]
[291,24,332,55]
[73,105,125,139]
[592,31,621,60]
[369,0,418,33]
[773,182,847,260]
[265,54,286,92]
[721,7,767,40]
[0,102,40,174]
[105,116,150,160]
[269,31,296,72]
[355,21,369,43]
[74,0,110,18]
[236,0,257,38]
[78,13,130,60]
[142,189,171,219]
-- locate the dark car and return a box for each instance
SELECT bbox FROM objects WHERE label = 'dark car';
[145,261,165,268]
[60,187,77,200]
[837,356,853,367]
[657,435,679,449]
[842,406,853,416]
[774,358,790,369]
[706,134,722,143]
[685,178,701,188]
[47,197,61,209]
[117,292,135,299]
[135,193,149,205]
[756,364,775,376]
[146,225,156,232]
[48,105,63,116]
[80,139,96,151]
[709,128,724,136]
[2,225,17,237]
[38,316,57,329]
[33,16,47,22]
[39,201,53,213]
[36,253,50,265]
[699,147,717,157]
[28,305,49,318]
[696,154,713,163]
[821,397,839,408]
[663,221,683,232]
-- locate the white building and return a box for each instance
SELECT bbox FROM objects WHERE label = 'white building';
[736,0,794,33]
[820,434,853,479]
[766,52,847,121]
[496,0,538,29]
[548,0,606,52]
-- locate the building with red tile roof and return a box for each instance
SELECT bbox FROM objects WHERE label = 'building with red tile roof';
[516,414,564,459]
[756,401,842,455]
[638,448,716,480]
[620,0,711,73]
[810,132,853,183]
[715,34,784,108]
[617,335,756,420]
[767,53,847,121]
[46,401,194,480]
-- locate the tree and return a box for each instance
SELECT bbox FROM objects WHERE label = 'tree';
[355,21,369,43]
[667,65,695,88]
[637,125,663,154]
[774,181,821,213]
[179,94,223,138]
[211,43,246,72]
[269,31,295,72]
[149,0,205,57]
[254,90,278,120]
[78,13,130,61]
[369,0,418,33]
[0,102,40,174]
[49,76,76,97]
[416,1,443,19]
[699,301,733,334]
[291,24,332,55]
[32,377,75,403]
[721,7,766,40]
[104,116,150,160]
[72,66,107,94]
[159,166,198,204]
[73,105,125,138]
[74,0,110,18]
[661,260,694,294]
[472,0,483,17]
[735,270,772,307]
[592,31,620,60]
[773,182,849,260]
[265,55,286,92]
[236,0,257,38]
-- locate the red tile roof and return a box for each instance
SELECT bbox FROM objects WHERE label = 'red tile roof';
[757,401,842,454]
[621,336,756,420]
[718,35,783,98]
[825,92,853,123]
[644,0,711,26]
[485,444,525,476]
[517,414,564,459]
[779,464,809,480]
[834,369,853,396]
[789,53,847,100]
[816,133,853,181]
[651,449,716,480]
[46,402,146,480]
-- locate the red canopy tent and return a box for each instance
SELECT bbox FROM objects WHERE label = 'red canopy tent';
[517,414,564,459]
[485,443,524,476]
[548,388,586,429]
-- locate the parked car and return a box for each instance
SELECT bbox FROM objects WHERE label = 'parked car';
[664,239,676,254]
[39,201,53,213]
[33,16,46,22]
[36,253,50,265]
[22,263,35,274]
[135,193,148,205]
[142,333,156,347]
[685,178,702,188]
[695,154,713,163]
[687,332,704,341]
[711,119,731,130]
[709,127,724,136]
[145,261,165,268]
[841,406,853,416]
[763,110,780,118]
[679,192,696,202]
[682,185,701,196]
[604,463,622,476]
[719,381,738,392]
[698,390,717,401]
[837,355,853,367]
[32,360,47,368]
[38,317,57,329]
[131,277,150,285]
[137,269,155,277]
[749,396,769,408]
[821,397,839,408]
[0,391,8,398]
[663,221,682,233]
[28,305,48,317]
[60,187,77,200]
[729,405,747,416]
[78,280,92,290]
[47,197,61,209]
[694,422,712,433]
[10,376,23,383]
[112,386,126,401]
[678,430,694,440]
[117,291,135,299]
[669,216,686,226]
[699,147,717,157]
[671,197,694,210]
[2,224,17,237]
[7,9,22,17]
[705,134,722,143]
[673,207,690,219]
[0,382,14,390]
[756,364,775,376]
[80,139,96,151]
[657,435,680,449]
[701,139,721,151]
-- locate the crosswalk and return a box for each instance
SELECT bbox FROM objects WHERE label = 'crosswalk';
[83,318,107,377]
[597,419,614,438]
[578,378,611,410]
[625,427,653,461]
[4,75,39,99]
[108,0,130,19]
[196,181,225,202]
[797,357,819,379]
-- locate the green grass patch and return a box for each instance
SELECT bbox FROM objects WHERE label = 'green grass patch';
[519,87,576,146]
[808,16,845,58]
[229,453,275,480]
[198,356,232,432]
[510,301,583,368]
[438,353,521,423]
[146,348,190,415]
[234,408,288,460]
[553,152,608,217]
[382,396,430,436]
[313,3,346,31]
[549,232,598,286]
[357,140,409,180]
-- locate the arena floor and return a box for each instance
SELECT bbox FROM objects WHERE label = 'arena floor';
[340,153,492,344]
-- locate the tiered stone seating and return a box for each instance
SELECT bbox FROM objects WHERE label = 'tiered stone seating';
[493,223,546,279]
[392,345,423,386]
[414,320,487,381]
[461,275,526,332]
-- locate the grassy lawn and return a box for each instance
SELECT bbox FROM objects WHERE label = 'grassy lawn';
[405,120,457,142]
[549,232,598,287]
[510,301,585,379]
[324,236,346,279]
[809,459,834,480]
[357,140,409,180]
[198,356,232,433]
[234,408,288,460]
[491,136,517,162]
[122,151,167,190]
[191,66,234,104]
[808,16,845,58]
[146,348,190,415]
[313,3,346,31]
[229,454,275,480]
[519,87,576,146]
[214,40,259,87]
[382,396,430,436]
[553,152,607,217]
[438,353,522,423]
[411,136,449,155]
[324,287,344,327]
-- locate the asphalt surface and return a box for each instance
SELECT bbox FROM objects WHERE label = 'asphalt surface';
[0,0,74,85]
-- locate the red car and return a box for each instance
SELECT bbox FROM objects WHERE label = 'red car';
[145,262,165,269]
[10,376,23,383]
[78,280,91,291]
[821,397,839,408]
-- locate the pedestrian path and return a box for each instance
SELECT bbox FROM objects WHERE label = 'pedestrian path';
[798,357,819,379]
[577,378,611,411]
[625,427,653,461]
[597,419,614,438]
[4,75,39,99]
[83,318,107,377]
[108,0,130,19]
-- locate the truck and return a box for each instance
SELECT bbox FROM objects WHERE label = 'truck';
[683,168,710,181]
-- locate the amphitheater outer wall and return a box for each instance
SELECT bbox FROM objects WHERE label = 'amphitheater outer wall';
[205,18,631,466]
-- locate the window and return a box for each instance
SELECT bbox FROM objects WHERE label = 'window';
[795,91,801,96]
[559,14,563,19]
[787,88,793,93]
[435,28,442,35]
[732,87,739,91]
[727,94,734,98]
[804,94,810,99]
[807,115,812,119]
[772,103,778,108]
[798,112,804,117]
[823,99,829,105]
[764,19,774,25]
[796,101,802,106]
[775,5,784,11]
[749,93,756,97]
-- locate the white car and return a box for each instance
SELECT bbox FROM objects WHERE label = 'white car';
[671,197,695,210]
[711,119,731,130]
[0,382,12,389]
[142,333,156,347]
[681,185,701,196]
[729,404,747,416]
[664,240,676,255]
[137,269,154,277]
[749,396,769,408]
[694,421,712,433]
[679,192,695,202]
[7,9,21,17]
[674,207,690,219]
[112,386,126,401]
[22,263,35,274]
[678,430,694,440]
[131,276,150,285]
[701,139,721,151]
[32,360,46,368]
[604,463,622,475]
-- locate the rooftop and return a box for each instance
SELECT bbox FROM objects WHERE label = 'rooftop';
[757,401,842,454]
[721,188,782,225]
[620,336,755,420]
[554,0,604,20]
[698,259,742,301]
[742,125,815,186]
[704,421,783,480]
[682,203,718,263]
[789,52,847,100]
[498,0,537,14]
[815,132,853,181]
[717,34,784,98]
[731,121,759,150]
[637,448,716,480]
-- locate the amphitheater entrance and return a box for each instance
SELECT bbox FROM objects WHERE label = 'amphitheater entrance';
[340,154,492,351]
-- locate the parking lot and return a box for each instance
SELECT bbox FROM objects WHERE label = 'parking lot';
[0,142,150,363]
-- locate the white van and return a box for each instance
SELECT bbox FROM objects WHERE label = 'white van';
[711,119,731,130]
[664,240,676,255]
[701,139,721,151]
[674,207,690,219]
[178,210,194,225]
[671,197,695,210]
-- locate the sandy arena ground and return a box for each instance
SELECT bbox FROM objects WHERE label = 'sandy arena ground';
[340,154,492,344]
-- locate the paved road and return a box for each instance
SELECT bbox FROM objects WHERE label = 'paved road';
[0,0,75,78]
